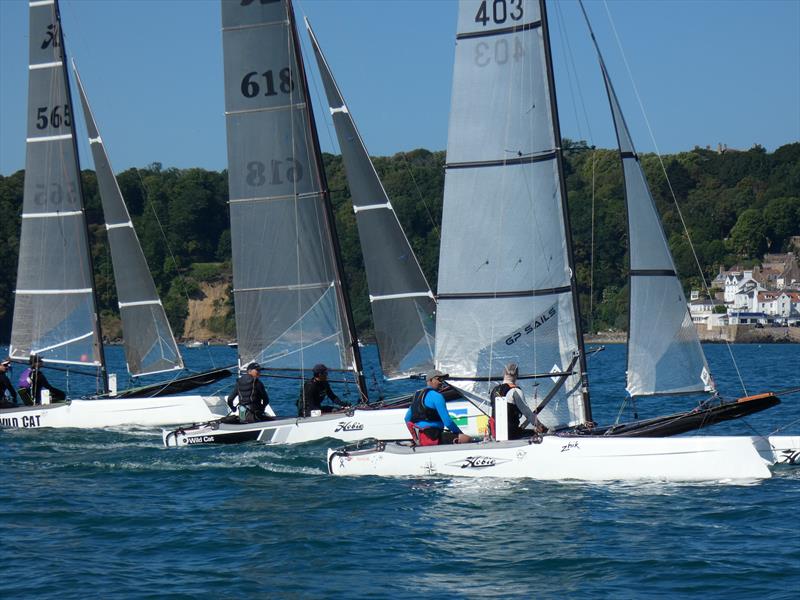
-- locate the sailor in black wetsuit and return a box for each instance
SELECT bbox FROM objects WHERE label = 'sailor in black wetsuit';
[0,358,17,408]
[298,363,350,417]
[227,362,272,423]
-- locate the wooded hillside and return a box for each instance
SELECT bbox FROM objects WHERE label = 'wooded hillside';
[0,142,797,341]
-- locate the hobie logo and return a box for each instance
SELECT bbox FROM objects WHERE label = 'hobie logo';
[448,456,508,469]
[334,421,364,433]
[778,449,800,465]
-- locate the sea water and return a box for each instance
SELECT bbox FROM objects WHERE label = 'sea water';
[1,343,798,599]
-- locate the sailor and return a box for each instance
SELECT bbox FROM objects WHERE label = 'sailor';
[298,363,350,417]
[405,370,471,445]
[17,355,66,406]
[0,358,18,408]
[227,362,272,423]
[489,363,543,439]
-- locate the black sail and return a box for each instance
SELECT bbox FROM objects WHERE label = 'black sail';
[73,65,184,377]
[221,0,364,393]
[305,20,436,380]
[10,0,104,372]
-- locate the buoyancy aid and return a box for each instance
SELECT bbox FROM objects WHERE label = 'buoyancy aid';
[408,388,440,424]
[236,374,259,408]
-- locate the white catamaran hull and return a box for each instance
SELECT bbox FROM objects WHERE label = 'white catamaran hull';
[0,395,229,429]
[327,436,788,481]
[162,400,487,448]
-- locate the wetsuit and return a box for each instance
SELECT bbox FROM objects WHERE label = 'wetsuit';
[405,387,463,445]
[298,379,348,417]
[17,367,65,405]
[0,371,17,408]
[227,373,271,423]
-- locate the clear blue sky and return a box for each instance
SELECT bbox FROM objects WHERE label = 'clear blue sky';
[1,0,798,175]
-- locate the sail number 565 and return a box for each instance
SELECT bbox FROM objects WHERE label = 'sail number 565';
[475,0,523,26]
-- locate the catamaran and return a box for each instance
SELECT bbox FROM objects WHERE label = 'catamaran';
[0,0,230,430]
[163,0,483,448]
[328,0,794,480]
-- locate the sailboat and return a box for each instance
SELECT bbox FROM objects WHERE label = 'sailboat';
[0,0,230,430]
[163,0,483,447]
[328,0,795,480]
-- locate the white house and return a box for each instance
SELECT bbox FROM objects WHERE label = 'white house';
[776,291,800,318]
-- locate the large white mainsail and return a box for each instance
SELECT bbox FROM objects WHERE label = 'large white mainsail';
[10,0,105,376]
[435,0,589,429]
[73,64,184,378]
[221,0,366,394]
[305,20,436,380]
[580,5,713,399]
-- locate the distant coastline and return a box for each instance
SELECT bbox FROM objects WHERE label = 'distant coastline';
[586,327,800,344]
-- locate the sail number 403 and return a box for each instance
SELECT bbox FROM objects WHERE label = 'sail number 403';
[475,0,523,26]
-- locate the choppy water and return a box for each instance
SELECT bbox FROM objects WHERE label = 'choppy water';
[1,343,799,599]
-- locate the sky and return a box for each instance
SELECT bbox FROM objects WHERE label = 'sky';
[0,0,798,175]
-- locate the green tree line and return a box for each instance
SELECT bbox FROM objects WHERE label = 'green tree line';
[0,142,798,341]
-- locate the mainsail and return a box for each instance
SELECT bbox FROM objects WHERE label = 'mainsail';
[10,0,105,373]
[435,0,589,429]
[221,0,365,393]
[73,64,184,377]
[579,5,714,398]
[305,20,436,380]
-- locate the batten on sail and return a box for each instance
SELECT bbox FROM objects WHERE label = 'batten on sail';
[221,0,362,388]
[305,19,436,380]
[589,26,713,398]
[11,0,104,370]
[73,65,184,377]
[434,0,588,429]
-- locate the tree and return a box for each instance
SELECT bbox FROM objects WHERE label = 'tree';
[729,208,768,258]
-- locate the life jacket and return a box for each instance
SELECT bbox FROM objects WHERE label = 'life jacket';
[236,374,259,408]
[408,388,440,424]
[490,383,525,437]
[18,368,32,389]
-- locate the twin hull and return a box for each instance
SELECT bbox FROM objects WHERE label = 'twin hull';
[0,396,230,429]
[162,400,487,447]
[327,435,800,481]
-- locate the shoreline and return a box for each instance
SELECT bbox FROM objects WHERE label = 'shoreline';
[586,327,800,345]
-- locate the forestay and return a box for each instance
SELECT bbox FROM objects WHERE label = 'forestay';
[305,21,436,380]
[587,22,713,398]
[221,0,357,375]
[73,66,184,377]
[10,0,103,368]
[435,0,588,429]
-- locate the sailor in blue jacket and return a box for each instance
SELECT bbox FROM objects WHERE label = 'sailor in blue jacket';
[405,370,471,445]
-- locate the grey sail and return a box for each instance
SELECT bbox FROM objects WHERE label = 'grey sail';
[435,0,589,429]
[10,0,104,371]
[587,30,713,398]
[305,20,436,380]
[73,65,184,377]
[221,0,364,389]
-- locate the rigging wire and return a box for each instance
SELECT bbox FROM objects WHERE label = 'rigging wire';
[601,0,749,396]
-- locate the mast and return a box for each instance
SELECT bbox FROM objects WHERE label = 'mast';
[54,0,108,392]
[286,1,367,400]
[539,0,591,421]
